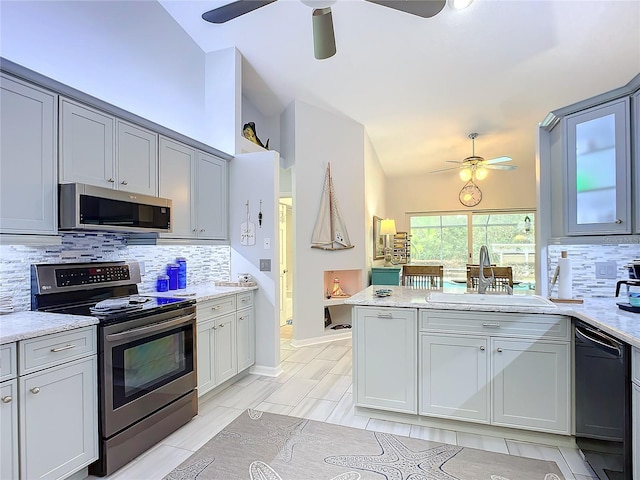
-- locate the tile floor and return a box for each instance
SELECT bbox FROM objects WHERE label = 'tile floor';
[87,325,598,480]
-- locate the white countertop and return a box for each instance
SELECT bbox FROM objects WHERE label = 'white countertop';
[0,311,98,345]
[0,284,257,345]
[346,286,640,349]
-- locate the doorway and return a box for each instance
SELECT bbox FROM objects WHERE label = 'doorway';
[279,197,293,331]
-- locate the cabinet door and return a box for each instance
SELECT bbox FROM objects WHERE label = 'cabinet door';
[20,356,97,480]
[116,120,158,195]
[60,99,115,188]
[0,75,57,234]
[633,381,640,480]
[1,379,18,480]
[419,333,489,422]
[159,137,196,238]
[491,338,569,434]
[196,319,216,397]
[236,307,255,372]
[634,90,640,234]
[354,307,416,413]
[214,313,237,385]
[564,98,631,234]
[196,152,228,239]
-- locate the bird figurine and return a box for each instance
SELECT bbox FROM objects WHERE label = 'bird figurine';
[242,122,269,149]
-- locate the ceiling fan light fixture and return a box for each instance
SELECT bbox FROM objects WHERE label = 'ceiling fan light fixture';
[475,166,488,180]
[301,0,336,8]
[459,168,473,182]
[449,0,473,10]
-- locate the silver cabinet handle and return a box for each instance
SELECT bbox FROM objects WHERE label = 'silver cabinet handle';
[30,387,40,394]
[212,305,221,310]
[51,344,76,353]
[482,322,501,328]
[241,298,249,303]
[107,177,115,183]
[1,396,12,403]
[615,219,623,224]
[376,313,393,318]
[497,348,503,353]
[121,180,128,185]
[480,346,485,351]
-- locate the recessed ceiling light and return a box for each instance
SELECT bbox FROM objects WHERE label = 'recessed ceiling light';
[449,0,474,10]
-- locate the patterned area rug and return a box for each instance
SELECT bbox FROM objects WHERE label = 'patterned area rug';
[164,409,565,480]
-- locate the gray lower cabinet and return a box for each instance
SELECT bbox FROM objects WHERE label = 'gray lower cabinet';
[354,306,417,414]
[0,74,57,235]
[196,292,255,397]
[633,347,639,480]
[2,326,98,480]
[419,310,570,434]
[1,343,18,479]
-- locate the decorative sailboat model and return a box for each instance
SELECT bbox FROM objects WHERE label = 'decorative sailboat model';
[311,163,355,251]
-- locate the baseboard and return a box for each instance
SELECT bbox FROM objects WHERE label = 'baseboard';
[250,364,284,377]
[290,331,351,348]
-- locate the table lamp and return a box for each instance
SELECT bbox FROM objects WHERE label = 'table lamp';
[380,218,397,267]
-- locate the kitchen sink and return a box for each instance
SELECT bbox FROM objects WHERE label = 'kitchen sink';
[426,292,557,307]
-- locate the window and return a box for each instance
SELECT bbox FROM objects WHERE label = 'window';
[408,211,535,288]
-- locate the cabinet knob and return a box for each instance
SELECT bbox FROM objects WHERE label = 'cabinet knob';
[200,229,205,232]
[192,228,197,233]
[219,323,225,328]
[479,346,485,351]
[497,348,503,353]
[615,218,623,224]
[213,326,217,330]
[212,305,221,310]
[238,316,244,321]
[121,180,128,185]
[107,178,115,183]
[1,396,12,403]
[30,387,40,394]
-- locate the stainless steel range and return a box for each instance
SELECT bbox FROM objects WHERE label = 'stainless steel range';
[31,261,197,476]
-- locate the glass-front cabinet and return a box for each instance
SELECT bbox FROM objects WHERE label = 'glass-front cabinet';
[564,98,631,235]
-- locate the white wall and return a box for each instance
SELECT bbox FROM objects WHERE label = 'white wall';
[229,152,281,374]
[288,101,368,344]
[0,0,207,143]
[364,133,388,275]
[386,159,537,232]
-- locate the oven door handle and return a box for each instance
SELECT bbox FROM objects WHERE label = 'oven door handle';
[106,313,196,341]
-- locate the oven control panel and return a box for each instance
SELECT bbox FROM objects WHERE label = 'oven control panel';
[56,265,131,287]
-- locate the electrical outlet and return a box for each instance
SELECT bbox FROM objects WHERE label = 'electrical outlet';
[595,261,617,279]
[260,259,271,272]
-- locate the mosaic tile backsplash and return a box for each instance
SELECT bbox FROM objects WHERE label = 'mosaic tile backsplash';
[0,233,231,312]
[547,243,640,298]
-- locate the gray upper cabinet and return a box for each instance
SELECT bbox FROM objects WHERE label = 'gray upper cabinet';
[634,90,640,234]
[196,151,228,240]
[60,98,115,188]
[60,99,159,195]
[0,74,58,235]
[564,98,631,235]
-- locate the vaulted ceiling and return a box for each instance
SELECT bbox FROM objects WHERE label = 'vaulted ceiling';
[159,0,640,178]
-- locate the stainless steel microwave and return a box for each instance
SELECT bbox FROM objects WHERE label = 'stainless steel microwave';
[59,183,172,233]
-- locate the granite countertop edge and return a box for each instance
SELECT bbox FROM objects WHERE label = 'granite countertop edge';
[345,286,640,349]
[0,284,257,345]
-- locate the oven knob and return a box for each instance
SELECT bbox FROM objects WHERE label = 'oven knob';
[30,387,40,394]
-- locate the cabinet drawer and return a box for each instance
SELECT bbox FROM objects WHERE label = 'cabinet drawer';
[633,347,640,385]
[197,295,236,321]
[0,343,17,382]
[19,326,97,375]
[420,310,569,340]
[236,291,253,310]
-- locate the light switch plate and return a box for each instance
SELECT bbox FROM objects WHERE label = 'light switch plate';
[260,259,271,272]
[595,261,617,279]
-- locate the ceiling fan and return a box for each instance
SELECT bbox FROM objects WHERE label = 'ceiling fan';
[201,0,448,60]
[430,132,517,181]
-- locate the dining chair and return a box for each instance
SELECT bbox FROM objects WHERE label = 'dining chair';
[466,265,513,292]
[402,265,444,289]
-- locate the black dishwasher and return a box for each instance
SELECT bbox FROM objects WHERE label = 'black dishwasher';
[574,320,632,480]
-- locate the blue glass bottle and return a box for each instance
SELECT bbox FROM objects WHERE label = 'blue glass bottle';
[166,263,179,290]
[176,257,187,289]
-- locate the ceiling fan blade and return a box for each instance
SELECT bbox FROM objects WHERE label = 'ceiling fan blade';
[364,0,446,18]
[486,164,517,170]
[484,156,512,165]
[430,166,462,173]
[202,0,277,23]
[446,160,463,164]
[312,7,336,59]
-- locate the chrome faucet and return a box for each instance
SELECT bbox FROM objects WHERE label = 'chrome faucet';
[478,245,495,294]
